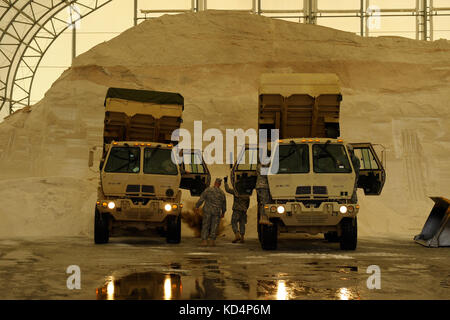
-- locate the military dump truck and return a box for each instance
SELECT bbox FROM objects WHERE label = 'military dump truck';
[230,74,385,250]
[89,88,210,244]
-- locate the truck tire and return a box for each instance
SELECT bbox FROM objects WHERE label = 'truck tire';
[94,209,109,244]
[260,222,278,250]
[340,218,357,250]
[324,231,340,242]
[166,215,181,244]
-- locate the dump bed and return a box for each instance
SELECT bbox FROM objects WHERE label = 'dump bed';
[258,73,342,139]
[103,88,184,145]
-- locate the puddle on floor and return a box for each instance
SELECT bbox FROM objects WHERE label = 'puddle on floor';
[96,265,362,300]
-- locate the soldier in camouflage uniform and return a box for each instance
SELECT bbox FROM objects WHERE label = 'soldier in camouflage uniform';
[255,163,271,225]
[223,176,250,243]
[347,145,361,203]
[255,163,271,204]
[195,178,227,247]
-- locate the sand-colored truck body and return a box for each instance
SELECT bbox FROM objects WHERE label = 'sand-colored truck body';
[230,73,385,250]
[91,88,210,244]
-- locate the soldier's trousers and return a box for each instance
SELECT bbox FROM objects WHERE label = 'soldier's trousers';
[231,210,247,235]
[256,188,271,218]
[201,211,220,240]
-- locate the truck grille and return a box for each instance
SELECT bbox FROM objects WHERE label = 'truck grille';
[126,185,140,193]
[296,186,311,195]
[296,214,328,225]
[142,185,155,193]
[313,186,328,195]
[121,201,160,220]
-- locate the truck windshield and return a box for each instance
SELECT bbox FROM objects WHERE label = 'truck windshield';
[104,147,140,173]
[313,144,352,173]
[144,148,178,175]
[272,144,309,174]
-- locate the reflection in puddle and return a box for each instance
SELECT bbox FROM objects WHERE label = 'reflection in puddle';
[163,275,170,300]
[276,280,288,300]
[97,263,362,300]
[107,278,115,300]
[337,287,350,300]
[258,279,360,300]
[96,272,182,300]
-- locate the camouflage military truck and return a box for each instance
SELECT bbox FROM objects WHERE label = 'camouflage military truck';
[230,74,386,250]
[89,88,210,244]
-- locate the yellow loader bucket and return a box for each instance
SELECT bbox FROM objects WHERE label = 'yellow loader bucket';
[414,197,450,247]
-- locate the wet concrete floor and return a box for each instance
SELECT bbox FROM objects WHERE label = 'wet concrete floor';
[0,235,449,300]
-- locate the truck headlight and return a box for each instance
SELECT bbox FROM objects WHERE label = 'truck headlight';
[107,201,115,209]
[277,206,285,214]
[164,203,172,212]
[347,205,354,214]
[339,205,348,214]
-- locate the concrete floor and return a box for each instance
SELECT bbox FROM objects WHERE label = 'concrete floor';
[0,235,449,300]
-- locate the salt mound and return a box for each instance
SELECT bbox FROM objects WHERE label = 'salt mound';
[0,177,97,237]
[0,11,449,238]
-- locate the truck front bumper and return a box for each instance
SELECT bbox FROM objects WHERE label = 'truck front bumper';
[96,199,181,223]
[262,202,358,227]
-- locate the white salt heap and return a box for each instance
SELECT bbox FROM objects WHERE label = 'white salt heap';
[0,11,449,239]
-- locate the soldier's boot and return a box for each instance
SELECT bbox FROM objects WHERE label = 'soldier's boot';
[208,239,216,247]
[239,234,245,243]
[232,233,241,243]
[200,240,208,247]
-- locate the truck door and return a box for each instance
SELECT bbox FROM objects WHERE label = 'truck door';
[230,145,258,195]
[179,149,211,196]
[349,143,386,195]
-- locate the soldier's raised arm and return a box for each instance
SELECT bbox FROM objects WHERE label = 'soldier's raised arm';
[223,177,235,195]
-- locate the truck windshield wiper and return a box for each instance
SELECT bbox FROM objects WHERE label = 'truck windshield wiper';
[317,140,338,166]
[279,141,298,162]
[109,146,139,172]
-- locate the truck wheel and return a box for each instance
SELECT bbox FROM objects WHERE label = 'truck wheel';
[260,222,278,250]
[166,215,181,244]
[324,231,340,242]
[340,218,357,250]
[94,209,109,244]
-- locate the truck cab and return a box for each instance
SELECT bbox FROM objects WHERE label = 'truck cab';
[229,74,385,251]
[262,138,361,249]
[92,88,210,244]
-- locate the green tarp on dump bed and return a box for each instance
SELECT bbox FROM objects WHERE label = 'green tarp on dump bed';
[104,88,184,109]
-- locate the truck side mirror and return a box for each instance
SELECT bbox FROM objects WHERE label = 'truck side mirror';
[88,150,94,167]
